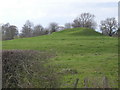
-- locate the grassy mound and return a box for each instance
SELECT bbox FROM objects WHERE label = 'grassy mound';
[2,28,118,88]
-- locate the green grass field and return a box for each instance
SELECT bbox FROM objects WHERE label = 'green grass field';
[2,28,118,88]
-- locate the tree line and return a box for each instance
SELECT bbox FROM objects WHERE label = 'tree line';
[1,13,119,40]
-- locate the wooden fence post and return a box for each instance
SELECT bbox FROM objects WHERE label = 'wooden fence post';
[103,76,109,88]
[84,77,89,88]
[73,78,79,90]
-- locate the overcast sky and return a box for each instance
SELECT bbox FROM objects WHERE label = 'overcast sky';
[0,0,119,30]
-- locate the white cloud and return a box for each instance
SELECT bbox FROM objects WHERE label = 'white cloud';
[0,0,118,30]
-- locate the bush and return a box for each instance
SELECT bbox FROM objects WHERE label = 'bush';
[2,50,60,88]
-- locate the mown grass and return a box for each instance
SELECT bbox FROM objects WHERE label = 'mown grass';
[2,28,118,88]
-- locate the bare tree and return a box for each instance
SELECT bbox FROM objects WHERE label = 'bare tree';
[72,13,97,29]
[117,28,120,37]
[43,28,50,35]
[115,28,120,37]
[72,19,81,28]
[2,23,18,40]
[64,23,72,29]
[8,25,18,39]
[2,23,10,40]
[20,20,34,37]
[100,18,118,36]
[33,24,44,36]
[49,22,58,33]
[0,24,2,40]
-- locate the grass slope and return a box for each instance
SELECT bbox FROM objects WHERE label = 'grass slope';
[3,28,118,88]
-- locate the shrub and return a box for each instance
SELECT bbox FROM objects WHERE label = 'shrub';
[2,50,60,88]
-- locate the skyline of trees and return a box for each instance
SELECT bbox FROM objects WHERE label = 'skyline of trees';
[1,12,119,40]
